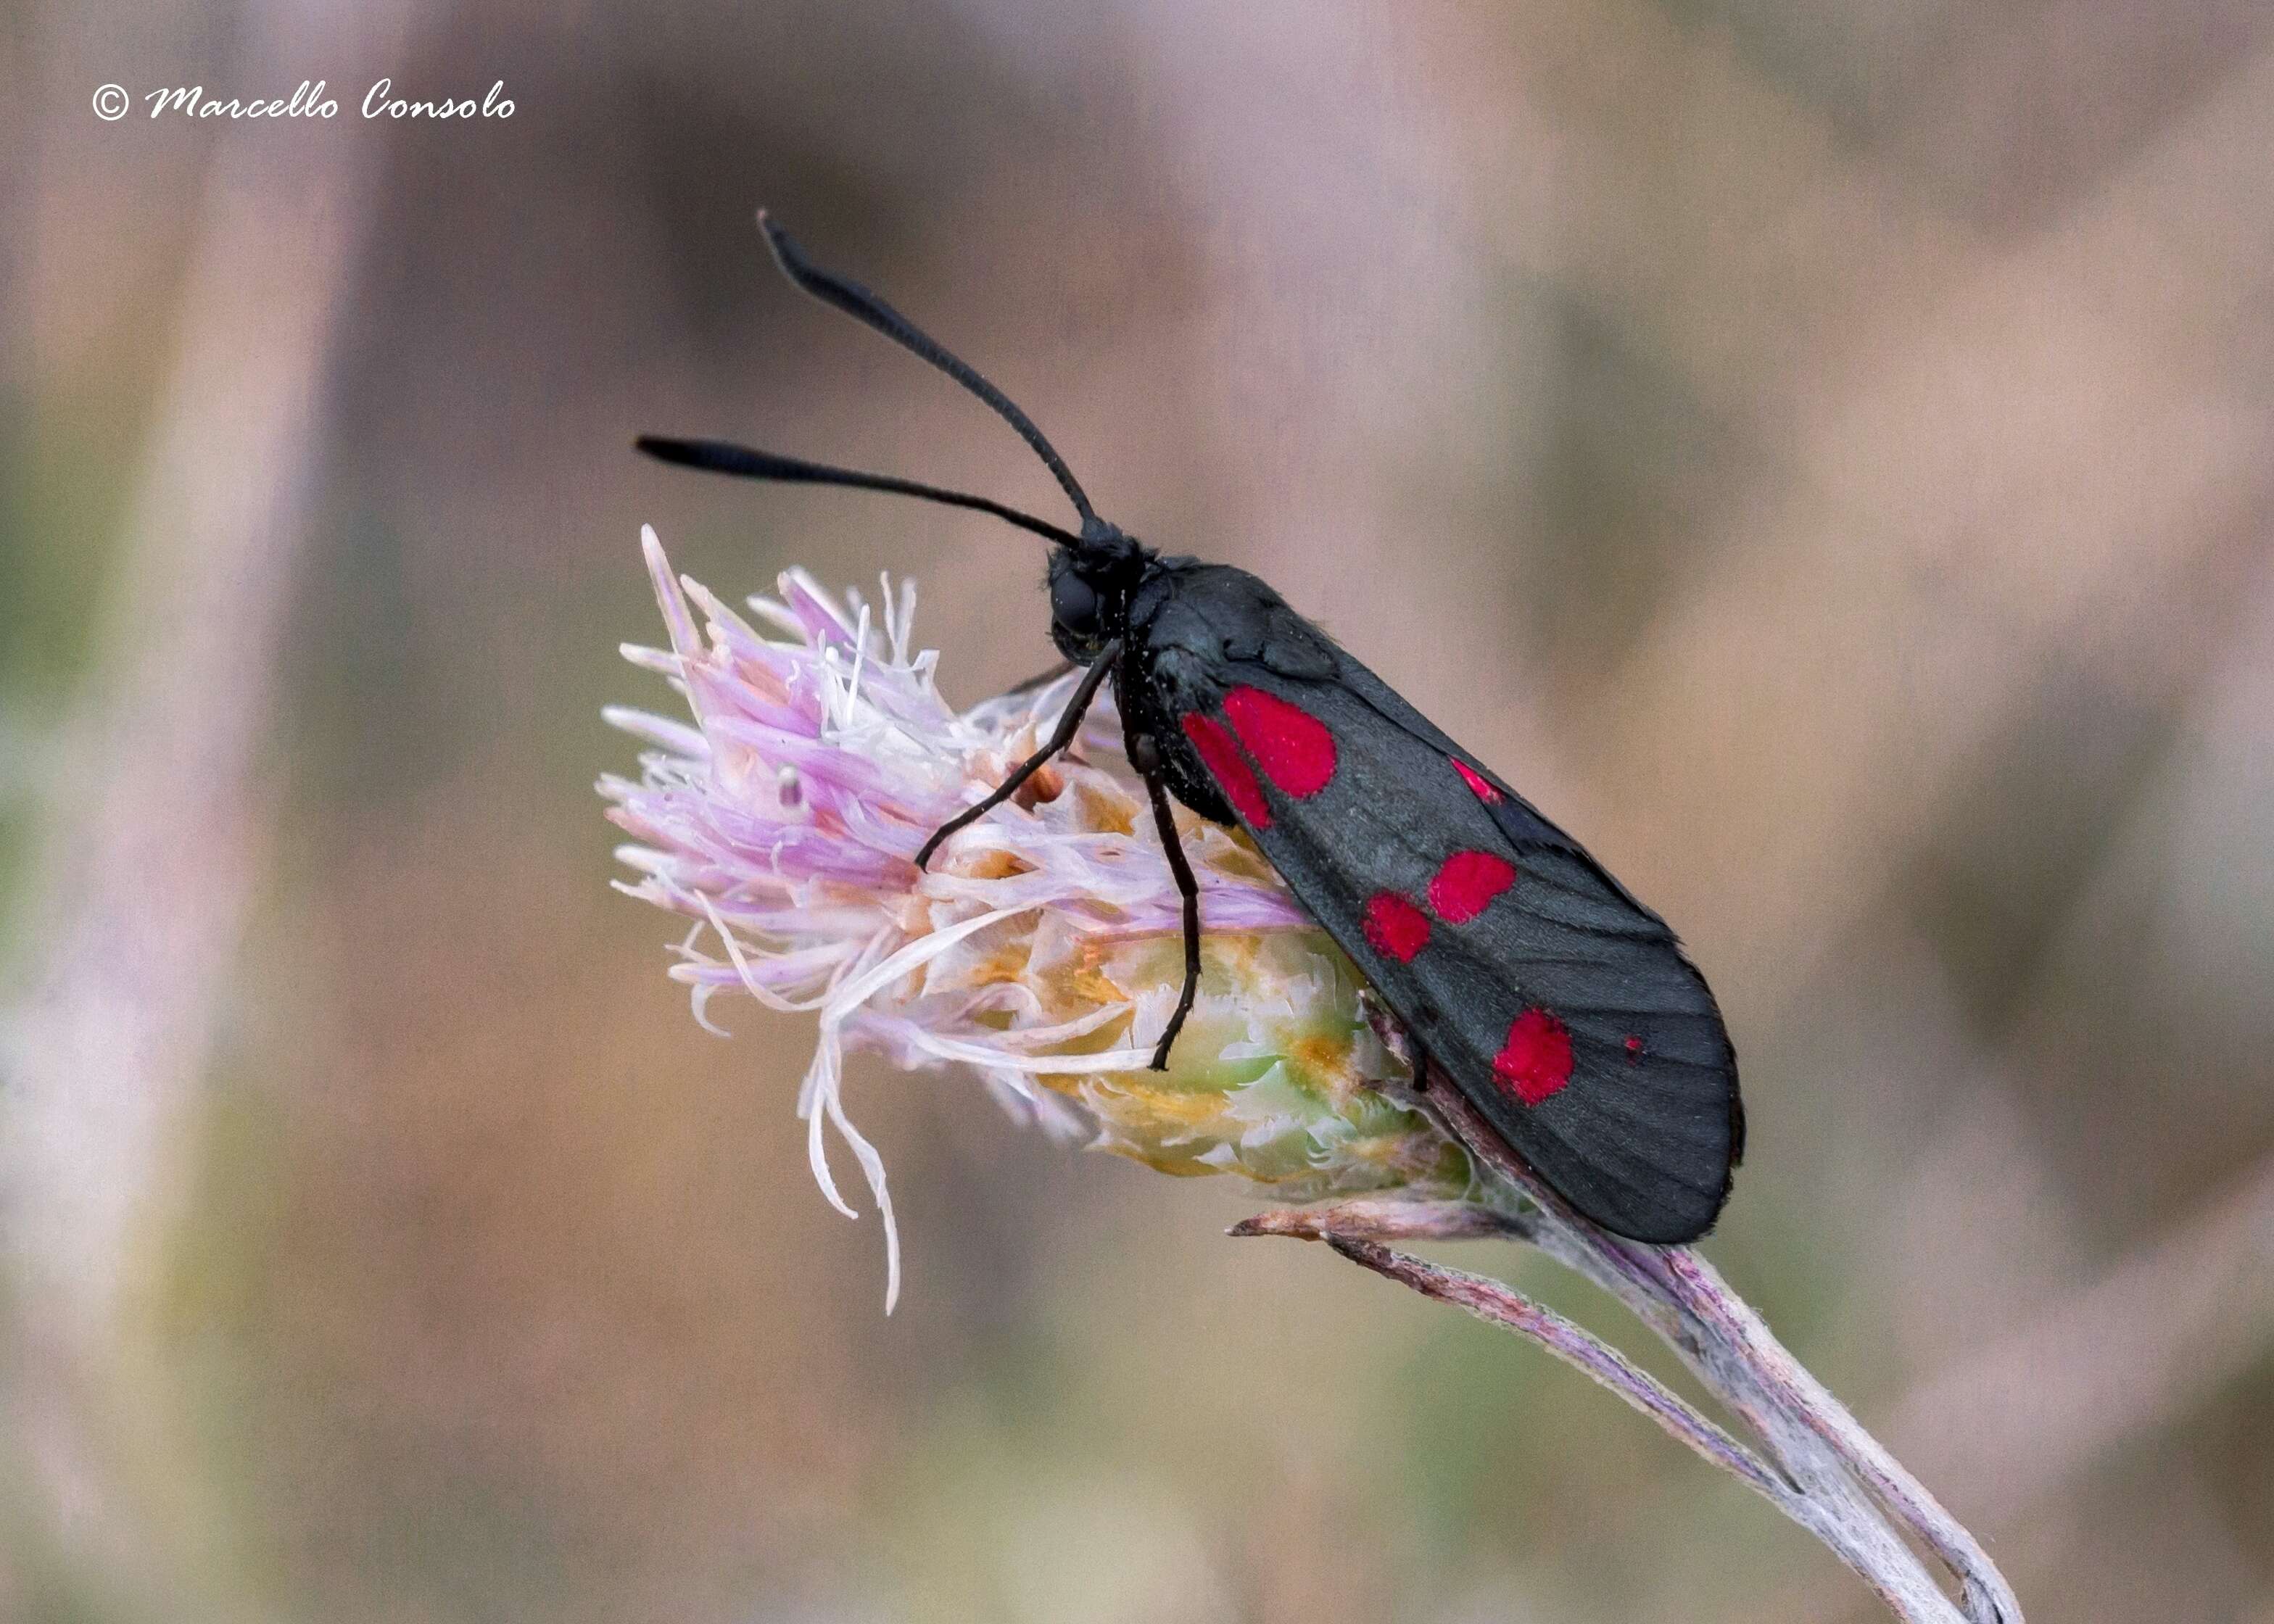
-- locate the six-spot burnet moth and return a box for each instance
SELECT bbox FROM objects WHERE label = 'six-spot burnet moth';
[637,215,1742,1243]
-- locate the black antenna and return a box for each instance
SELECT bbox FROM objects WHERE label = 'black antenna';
[634,436,1083,547]
[758,212,1099,529]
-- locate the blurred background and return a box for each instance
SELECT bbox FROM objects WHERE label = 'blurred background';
[7,1,2274,1620]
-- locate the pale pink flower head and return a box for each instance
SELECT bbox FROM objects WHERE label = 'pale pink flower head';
[600,527,1467,1306]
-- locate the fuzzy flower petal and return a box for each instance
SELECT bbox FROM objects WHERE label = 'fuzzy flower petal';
[602,526,1467,1307]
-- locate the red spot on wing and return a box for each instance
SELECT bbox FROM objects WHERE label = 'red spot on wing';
[1428,850,1516,923]
[1362,892,1431,962]
[1624,1034,1645,1061]
[1453,759,1502,804]
[1181,713,1271,826]
[1494,1008,1574,1106]
[1223,686,1336,797]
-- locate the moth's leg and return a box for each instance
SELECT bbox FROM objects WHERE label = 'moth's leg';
[915,639,1120,870]
[1001,659,1077,697]
[1134,747,1202,1072]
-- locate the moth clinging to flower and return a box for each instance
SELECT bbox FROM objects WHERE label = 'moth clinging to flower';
[637,215,1742,1244]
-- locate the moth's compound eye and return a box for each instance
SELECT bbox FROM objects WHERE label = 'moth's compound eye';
[1051,571,1101,639]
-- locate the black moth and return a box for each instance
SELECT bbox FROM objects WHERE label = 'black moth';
[640,216,1742,1243]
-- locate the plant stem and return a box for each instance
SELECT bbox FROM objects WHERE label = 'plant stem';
[1231,1068,2023,1624]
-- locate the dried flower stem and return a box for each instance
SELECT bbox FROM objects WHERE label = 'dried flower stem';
[1239,1071,2024,1624]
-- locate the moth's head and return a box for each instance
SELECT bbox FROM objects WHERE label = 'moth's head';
[1048,521,1147,663]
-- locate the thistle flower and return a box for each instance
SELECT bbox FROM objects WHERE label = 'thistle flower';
[600,526,1468,1309]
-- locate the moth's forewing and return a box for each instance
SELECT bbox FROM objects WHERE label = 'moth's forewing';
[1137,563,1740,1242]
